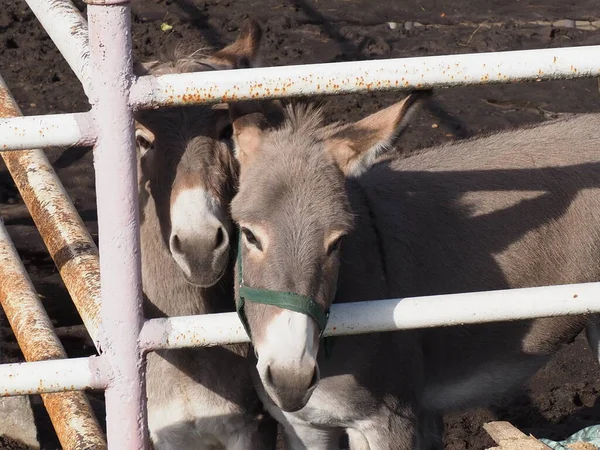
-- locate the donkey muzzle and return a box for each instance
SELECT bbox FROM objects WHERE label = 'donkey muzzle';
[254,309,322,412]
[169,224,230,286]
[260,356,320,412]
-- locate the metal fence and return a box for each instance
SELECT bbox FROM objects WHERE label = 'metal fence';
[0,0,599,448]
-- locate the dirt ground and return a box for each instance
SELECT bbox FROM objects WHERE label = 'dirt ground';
[1,0,600,448]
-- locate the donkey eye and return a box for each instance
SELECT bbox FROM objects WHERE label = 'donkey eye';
[241,227,262,251]
[135,134,153,155]
[327,235,344,256]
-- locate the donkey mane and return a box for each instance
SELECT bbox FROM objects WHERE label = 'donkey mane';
[278,100,347,140]
[143,43,214,74]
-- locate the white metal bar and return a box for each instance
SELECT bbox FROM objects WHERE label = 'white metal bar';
[140,281,600,350]
[140,312,248,350]
[0,281,594,389]
[24,0,91,96]
[0,112,95,151]
[0,357,106,397]
[131,45,600,108]
[87,2,149,448]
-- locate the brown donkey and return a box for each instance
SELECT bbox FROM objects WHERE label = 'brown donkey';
[134,22,277,450]
[227,97,599,449]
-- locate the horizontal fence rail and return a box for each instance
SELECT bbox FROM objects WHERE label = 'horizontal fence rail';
[131,45,600,108]
[3,46,600,152]
[0,357,106,397]
[2,279,597,395]
[140,281,600,350]
[0,112,95,151]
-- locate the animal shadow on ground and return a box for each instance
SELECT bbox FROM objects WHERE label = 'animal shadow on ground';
[289,0,360,59]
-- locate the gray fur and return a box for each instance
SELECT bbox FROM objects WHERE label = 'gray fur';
[138,21,277,450]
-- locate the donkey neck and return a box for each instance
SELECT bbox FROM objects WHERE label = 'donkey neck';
[140,195,234,318]
[335,179,393,304]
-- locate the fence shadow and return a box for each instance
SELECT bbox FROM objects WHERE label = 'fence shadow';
[52,146,92,170]
[171,0,225,48]
[290,0,360,60]
[289,1,470,139]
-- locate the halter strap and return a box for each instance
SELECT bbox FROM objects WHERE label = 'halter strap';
[235,238,330,339]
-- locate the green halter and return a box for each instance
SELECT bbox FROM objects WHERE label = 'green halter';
[235,238,330,340]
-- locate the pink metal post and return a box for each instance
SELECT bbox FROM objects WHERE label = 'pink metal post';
[87,1,148,448]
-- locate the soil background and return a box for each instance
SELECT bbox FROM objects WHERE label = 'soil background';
[1,0,600,449]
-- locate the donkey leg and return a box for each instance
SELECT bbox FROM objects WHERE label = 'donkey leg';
[249,415,278,450]
[226,416,278,450]
[585,316,600,365]
[418,412,444,450]
[151,430,221,450]
[281,422,342,450]
[358,412,419,450]
[346,428,370,450]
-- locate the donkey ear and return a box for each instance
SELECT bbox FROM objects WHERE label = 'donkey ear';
[203,19,262,69]
[229,100,285,169]
[229,103,268,170]
[325,91,430,177]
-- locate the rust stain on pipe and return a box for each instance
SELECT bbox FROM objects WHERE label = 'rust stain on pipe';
[0,221,106,450]
[0,78,106,449]
[0,79,101,341]
[41,392,106,449]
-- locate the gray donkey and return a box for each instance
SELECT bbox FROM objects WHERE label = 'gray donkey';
[226,95,599,449]
[134,21,277,450]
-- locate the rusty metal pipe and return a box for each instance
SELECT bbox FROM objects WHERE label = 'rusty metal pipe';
[0,219,107,449]
[0,76,102,346]
[130,45,600,108]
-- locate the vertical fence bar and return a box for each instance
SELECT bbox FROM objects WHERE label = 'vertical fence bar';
[87,2,148,448]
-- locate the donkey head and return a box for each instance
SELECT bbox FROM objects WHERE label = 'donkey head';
[135,20,261,287]
[229,95,424,411]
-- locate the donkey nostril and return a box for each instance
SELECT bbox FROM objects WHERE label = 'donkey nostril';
[215,227,225,249]
[171,234,182,254]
